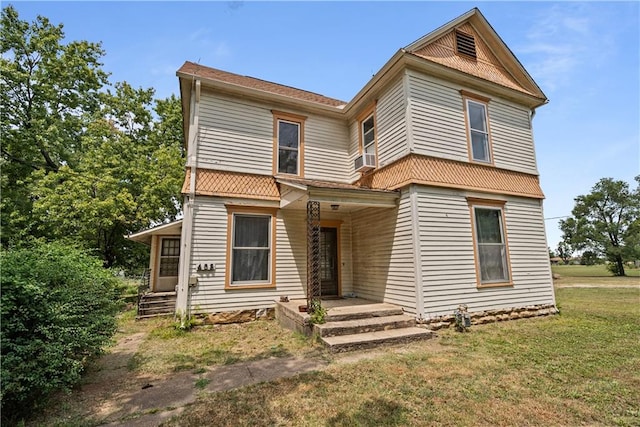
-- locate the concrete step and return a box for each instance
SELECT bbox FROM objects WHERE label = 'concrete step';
[136,313,174,320]
[314,314,416,337]
[324,303,404,322]
[139,300,176,308]
[321,327,433,352]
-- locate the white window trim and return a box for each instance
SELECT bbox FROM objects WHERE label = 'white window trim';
[361,113,376,155]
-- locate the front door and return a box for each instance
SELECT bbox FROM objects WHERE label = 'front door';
[320,227,339,297]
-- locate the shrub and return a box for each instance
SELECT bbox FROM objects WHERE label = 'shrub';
[1,242,119,424]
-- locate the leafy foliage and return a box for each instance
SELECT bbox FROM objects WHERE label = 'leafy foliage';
[0,5,108,242]
[1,6,184,270]
[0,242,120,424]
[560,176,640,276]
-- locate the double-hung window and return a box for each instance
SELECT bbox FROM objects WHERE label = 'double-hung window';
[226,207,276,288]
[361,113,376,155]
[465,97,492,163]
[470,201,511,286]
[273,111,305,176]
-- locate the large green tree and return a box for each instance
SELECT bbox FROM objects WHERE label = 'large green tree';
[31,84,184,269]
[1,6,184,270]
[560,176,640,276]
[0,5,108,242]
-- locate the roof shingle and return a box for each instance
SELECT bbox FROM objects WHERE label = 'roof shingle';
[178,61,347,108]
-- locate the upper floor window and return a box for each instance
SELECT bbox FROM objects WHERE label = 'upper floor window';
[464,97,492,164]
[468,199,512,287]
[361,113,376,155]
[272,111,306,177]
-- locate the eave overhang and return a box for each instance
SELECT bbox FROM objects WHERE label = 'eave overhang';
[126,220,183,245]
[277,178,399,210]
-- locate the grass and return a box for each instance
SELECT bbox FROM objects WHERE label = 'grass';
[165,288,640,427]
[552,264,640,286]
[122,314,323,375]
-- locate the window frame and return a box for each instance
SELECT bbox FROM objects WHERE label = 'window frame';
[357,104,378,167]
[225,205,277,290]
[461,91,494,165]
[467,198,513,288]
[158,237,180,278]
[272,110,306,177]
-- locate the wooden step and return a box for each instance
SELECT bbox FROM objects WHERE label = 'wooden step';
[324,303,404,322]
[314,314,416,337]
[321,327,433,352]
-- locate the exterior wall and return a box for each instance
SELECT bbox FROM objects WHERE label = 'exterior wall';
[347,77,408,182]
[186,196,353,313]
[197,90,351,182]
[375,77,408,168]
[407,70,539,175]
[149,235,159,291]
[351,190,417,315]
[415,186,554,318]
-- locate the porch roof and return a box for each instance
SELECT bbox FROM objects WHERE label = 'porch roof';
[277,177,399,210]
[127,220,183,245]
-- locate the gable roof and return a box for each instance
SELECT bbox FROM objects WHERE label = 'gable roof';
[404,8,546,101]
[177,61,347,108]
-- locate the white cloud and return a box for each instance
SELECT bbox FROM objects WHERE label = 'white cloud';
[518,4,604,93]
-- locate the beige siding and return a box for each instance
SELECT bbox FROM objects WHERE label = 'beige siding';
[351,191,416,315]
[304,115,350,182]
[197,91,350,181]
[376,77,408,167]
[347,121,360,183]
[198,92,273,174]
[407,71,539,175]
[408,72,469,162]
[417,186,554,318]
[489,100,538,174]
[187,197,354,313]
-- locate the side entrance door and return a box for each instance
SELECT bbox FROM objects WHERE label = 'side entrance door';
[320,227,339,297]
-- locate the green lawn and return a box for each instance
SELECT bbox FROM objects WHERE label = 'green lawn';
[552,264,640,277]
[166,287,640,427]
[552,264,640,286]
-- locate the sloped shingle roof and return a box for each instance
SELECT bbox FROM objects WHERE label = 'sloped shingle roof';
[178,61,347,108]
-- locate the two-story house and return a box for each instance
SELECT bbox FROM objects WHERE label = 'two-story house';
[130,8,556,328]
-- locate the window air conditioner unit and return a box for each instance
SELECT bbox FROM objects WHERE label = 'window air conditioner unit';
[354,153,376,172]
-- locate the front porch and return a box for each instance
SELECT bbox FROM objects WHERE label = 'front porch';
[275,297,433,352]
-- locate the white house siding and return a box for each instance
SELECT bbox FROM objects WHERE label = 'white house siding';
[375,77,408,168]
[416,186,554,318]
[303,115,350,182]
[347,121,360,183]
[407,71,539,175]
[187,196,354,313]
[351,191,416,315]
[197,91,351,182]
[198,92,273,174]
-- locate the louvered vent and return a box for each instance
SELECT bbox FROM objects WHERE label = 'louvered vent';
[455,30,476,59]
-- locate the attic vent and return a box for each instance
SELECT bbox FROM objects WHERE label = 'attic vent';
[455,30,477,59]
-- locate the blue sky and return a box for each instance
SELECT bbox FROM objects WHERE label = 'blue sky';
[8,1,639,251]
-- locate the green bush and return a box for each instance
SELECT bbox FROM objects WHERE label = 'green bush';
[1,242,120,424]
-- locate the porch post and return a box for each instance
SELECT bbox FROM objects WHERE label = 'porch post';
[306,200,321,311]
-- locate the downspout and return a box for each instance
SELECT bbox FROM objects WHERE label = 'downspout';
[176,78,201,323]
[409,184,426,320]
